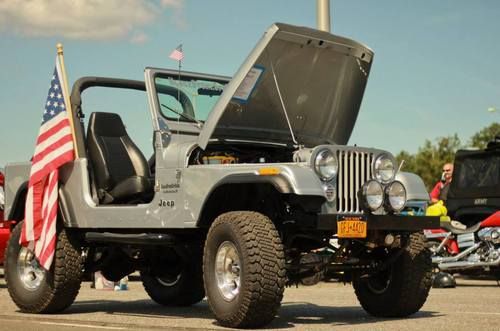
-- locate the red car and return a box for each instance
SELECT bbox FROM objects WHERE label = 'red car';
[0,170,13,265]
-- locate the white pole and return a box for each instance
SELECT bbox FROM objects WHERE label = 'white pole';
[57,43,80,158]
[316,0,331,32]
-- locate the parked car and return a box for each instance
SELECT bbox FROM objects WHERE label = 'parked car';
[447,136,500,226]
[0,169,13,265]
[3,23,439,328]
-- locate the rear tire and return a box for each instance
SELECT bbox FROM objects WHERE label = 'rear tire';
[5,221,83,313]
[141,244,205,306]
[203,211,286,328]
[353,232,432,317]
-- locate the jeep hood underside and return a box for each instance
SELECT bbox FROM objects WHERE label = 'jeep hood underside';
[198,23,374,149]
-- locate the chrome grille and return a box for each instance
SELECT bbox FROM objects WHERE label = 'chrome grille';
[336,150,373,213]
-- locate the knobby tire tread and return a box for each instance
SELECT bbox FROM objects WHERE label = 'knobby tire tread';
[354,232,433,317]
[6,223,83,313]
[204,211,286,328]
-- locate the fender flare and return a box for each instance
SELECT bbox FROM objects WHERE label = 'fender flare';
[196,169,326,227]
[7,181,28,221]
[8,182,72,228]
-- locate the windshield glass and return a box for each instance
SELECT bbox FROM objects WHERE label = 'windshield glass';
[155,76,226,123]
[455,153,500,190]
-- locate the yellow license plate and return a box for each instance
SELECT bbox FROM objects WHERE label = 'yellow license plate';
[337,218,367,238]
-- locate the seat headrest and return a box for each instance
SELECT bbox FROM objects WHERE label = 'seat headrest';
[89,112,127,137]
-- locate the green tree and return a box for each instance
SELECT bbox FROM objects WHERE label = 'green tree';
[397,135,461,191]
[468,122,500,149]
[395,150,416,174]
[395,123,499,192]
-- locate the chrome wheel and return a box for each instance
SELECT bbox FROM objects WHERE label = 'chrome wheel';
[215,241,241,301]
[366,266,393,294]
[157,273,182,287]
[17,247,45,291]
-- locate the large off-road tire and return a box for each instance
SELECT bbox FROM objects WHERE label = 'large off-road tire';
[353,232,432,317]
[203,211,286,328]
[5,221,83,313]
[141,244,205,306]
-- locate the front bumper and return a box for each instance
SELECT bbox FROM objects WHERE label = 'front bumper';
[317,213,440,232]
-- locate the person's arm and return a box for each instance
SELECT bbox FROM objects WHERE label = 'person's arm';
[430,182,441,204]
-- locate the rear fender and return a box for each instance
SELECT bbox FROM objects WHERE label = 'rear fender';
[4,162,31,220]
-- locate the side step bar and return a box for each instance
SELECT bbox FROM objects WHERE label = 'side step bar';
[85,232,176,246]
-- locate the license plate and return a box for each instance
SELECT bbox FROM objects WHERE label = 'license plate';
[337,217,367,238]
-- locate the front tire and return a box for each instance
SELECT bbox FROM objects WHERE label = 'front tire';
[5,221,83,313]
[203,211,286,328]
[353,232,432,317]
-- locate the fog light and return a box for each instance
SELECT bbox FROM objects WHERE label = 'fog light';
[361,180,384,211]
[385,180,407,212]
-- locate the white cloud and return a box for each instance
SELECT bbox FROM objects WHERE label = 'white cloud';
[161,0,187,29]
[130,31,149,44]
[0,0,185,41]
[161,0,183,10]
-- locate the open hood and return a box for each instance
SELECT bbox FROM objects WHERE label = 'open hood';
[198,23,374,149]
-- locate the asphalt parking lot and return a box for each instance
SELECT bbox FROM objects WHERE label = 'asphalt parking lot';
[0,272,499,331]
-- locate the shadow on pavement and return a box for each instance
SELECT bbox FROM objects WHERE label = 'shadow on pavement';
[68,299,440,329]
[266,303,440,329]
[70,299,212,320]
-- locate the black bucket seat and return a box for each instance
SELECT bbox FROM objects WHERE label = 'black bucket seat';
[87,112,153,204]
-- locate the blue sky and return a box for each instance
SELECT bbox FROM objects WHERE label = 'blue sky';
[0,0,499,167]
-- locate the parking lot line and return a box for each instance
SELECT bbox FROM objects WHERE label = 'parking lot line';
[39,321,126,330]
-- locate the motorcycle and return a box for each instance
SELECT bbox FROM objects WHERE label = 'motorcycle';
[424,211,500,274]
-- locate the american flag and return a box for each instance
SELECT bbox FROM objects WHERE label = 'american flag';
[20,56,75,270]
[169,44,184,61]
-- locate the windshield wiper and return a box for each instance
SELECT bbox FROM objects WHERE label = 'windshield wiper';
[160,103,203,129]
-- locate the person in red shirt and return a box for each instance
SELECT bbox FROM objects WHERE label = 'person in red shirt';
[430,163,454,204]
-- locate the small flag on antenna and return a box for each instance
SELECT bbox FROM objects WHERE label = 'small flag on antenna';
[169,44,184,61]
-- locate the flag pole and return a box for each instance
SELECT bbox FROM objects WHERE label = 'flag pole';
[177,45,182,129]
[56,43,80,158]
[177,44,182,99]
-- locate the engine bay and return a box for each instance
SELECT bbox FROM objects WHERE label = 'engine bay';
[188,143,294,165]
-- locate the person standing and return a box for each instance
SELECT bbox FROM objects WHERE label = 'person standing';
[430,163,454,204]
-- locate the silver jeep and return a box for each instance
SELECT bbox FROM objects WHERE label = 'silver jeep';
[3,23,438,328]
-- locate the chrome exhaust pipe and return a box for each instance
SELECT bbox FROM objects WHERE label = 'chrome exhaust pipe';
[438,256,500,271]
[432,243,480,264]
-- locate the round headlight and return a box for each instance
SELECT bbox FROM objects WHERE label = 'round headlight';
[362,180,384,211]
[385,180,407,212]
[314,149,338,181]
[373,154,396,183]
